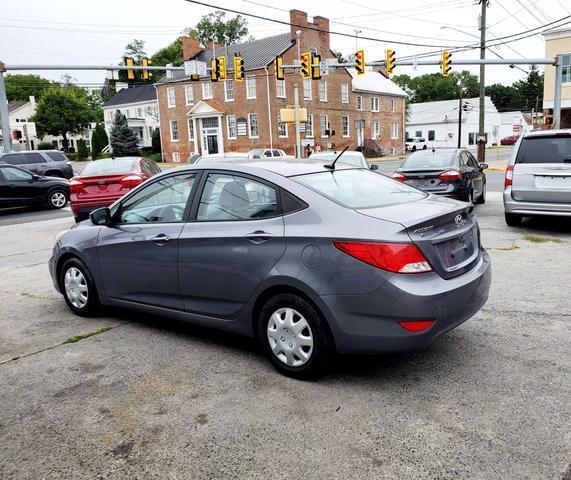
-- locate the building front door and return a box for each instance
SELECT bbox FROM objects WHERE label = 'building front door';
[200,117,221,155]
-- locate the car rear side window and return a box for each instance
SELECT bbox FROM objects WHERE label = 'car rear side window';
[45,151,67,162]
[24,153,45,164]
[294,169,426,209]
[80,158,138,176]
[516,135,571,164]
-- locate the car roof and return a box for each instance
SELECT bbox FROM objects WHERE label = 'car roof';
[523,129,571,138]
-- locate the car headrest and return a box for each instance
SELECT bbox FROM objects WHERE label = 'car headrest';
[219,181,249,210]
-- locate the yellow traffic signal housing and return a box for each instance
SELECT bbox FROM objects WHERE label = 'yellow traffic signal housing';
[216,56,227,81]
[275,55,284,80]
[124,57,135,80]
[141,57,151,80]
[210,58,218,82]
[355,50,365,76]
[385,49,396,76]
[441,50,452,76]
[300,52,311,79]
[311,53,321,80]
[234,55,245,82]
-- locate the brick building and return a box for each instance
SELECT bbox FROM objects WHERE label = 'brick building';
[155,9,407,162]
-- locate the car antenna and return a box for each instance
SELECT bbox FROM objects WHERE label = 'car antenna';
[324,146,349,170]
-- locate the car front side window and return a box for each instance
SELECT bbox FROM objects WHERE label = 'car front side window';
[2,167,33,182]
[117,173,197,224]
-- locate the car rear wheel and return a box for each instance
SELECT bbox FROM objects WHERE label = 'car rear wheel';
[48,189,69,209]
[412,146,417,152]
[505,212,523,227]
[475,182,486,204]
[59,258,99,316]
[422,145,427,150]
[258,294,332,379]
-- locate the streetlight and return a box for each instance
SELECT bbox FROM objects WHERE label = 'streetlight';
[353,29,362,51]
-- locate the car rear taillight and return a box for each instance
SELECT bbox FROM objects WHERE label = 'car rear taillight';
[120,174,143,189]
[398,320,434,332]
[69,178,84,193]
[504,165,514,188]
[438,170,462,181]
[392,171,407,181]
[333,241,433,274]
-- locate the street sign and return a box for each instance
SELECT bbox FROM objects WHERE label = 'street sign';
[319,61,329,77]
[184,60,207,77]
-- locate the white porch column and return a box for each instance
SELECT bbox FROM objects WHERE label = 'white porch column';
[218,114,224,155]
[192,117,199,154]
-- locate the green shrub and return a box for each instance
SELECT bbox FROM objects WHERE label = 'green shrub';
[37,141,54,150]
[151,128,161,155]
[77,139,89,160]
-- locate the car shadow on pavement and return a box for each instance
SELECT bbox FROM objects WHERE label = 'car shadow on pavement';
[517,215,571,234]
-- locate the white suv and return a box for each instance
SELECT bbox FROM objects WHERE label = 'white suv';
[405,138,428,152]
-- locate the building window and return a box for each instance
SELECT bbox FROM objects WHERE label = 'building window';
[187,118,195,140]
[357,96,363,110]
[320,115,328,138]
[319,81,327,102]
[170,120,178,141]
[276,79,286,98]
[173,152,181,163]
[306,114,313,138]
[371,97,379,112]
[107,111,113,121]
[248,113,259,138]
[428,130,435,141]
[246,77,257,99]
[341,83,349,103]
[342,116,349,137]
[562,54,571,83]
[225,80,234,102]
[167,87,176,108]
[227,115,237,139]
[372,121,380,140]
[137,107,143,118]
[303,78,312,100]
[278,114,288,138]
[202,82,212,99]
[391,98,396,112]
[415,130,422,137]
[185,85,194,105]
[391,122,399,139]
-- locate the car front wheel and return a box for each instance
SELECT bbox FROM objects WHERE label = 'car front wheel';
[48,189,68,209]
[258,294,332,379]
[59,258,99,316]
[475,182,486,204]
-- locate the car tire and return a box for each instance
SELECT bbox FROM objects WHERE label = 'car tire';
[258,293,333,380]
[422,145,427,150]
[475,182,486,204]
[59,258,100,317]
[412,146,417,152]
[47,188,69,209]
[505,212,523,227]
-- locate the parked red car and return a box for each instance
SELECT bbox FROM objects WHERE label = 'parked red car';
[500,135,520,145]
[70,157,161,222]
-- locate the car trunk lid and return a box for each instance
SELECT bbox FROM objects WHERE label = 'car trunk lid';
[401,169,449,192]
[73,174,131,197]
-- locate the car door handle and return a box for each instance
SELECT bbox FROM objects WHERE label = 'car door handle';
[245,231,273,244]
[151,234,172,244]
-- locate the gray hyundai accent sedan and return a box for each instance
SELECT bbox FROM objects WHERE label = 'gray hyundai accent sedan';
[49,157,491,378]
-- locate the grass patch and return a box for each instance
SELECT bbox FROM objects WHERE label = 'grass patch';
[522,234,562,244]
[498,245,520,251]
[63,326,114,344]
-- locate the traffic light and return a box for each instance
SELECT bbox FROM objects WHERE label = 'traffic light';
[385,49,396,76]
[275,55,284,81]
[217,56,227,81]
[234,55,245,82]
[141,57,151,80]
[355,49,365,76]
[124,57,135,80]
[210,58,218,82]
[300,52,311,79]
[311,53,321,80]
[441,50,452,76]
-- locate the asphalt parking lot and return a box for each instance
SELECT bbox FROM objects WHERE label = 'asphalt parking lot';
[1,183,570,479]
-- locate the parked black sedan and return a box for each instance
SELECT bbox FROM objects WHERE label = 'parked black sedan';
[392,149,487,203]
[0,164,69,210]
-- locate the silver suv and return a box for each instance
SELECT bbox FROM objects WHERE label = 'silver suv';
[503,130,571,226]
[0,150,74,179]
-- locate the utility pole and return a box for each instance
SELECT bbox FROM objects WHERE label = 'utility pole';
[0,62,12,153]
[477,0,487,163]
[458,89,463,148]
[294,84,301,158]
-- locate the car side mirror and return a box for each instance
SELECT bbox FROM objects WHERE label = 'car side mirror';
[32,174,40,181]
[479,163,488,170]
[369,164,379,170]
[90,207,112,226]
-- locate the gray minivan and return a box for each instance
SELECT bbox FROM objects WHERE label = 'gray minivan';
[0,150,74,179]
[504,130,571,225]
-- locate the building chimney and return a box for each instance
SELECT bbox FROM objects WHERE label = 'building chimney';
[115,82,129,92]
[182,36,204,61]
[290,9,308,40]
[313,16,330,51]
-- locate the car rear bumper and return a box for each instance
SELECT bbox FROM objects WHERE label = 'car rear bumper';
[319,250,492,354]
[503,188,571,216]
[70,195,123,216]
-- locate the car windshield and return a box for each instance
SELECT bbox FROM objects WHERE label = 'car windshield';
[515,135,571,164]
[79,158,138,176]
[249,150,265,158]
[312,153,363,167]
[401,151,455,170]
[294,169,427,209]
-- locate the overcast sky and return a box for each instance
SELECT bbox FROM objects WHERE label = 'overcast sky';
[1,0,569,92]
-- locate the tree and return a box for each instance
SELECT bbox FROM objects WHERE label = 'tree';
[151,38,184,67]
[5,74,52,103]
[151,127,162,154]
[91,123,109,159]
[109,111,139,156]
[87,89,104,123]
[333,50,348,64]
[513,65,544,111]
[124,39,147,63]
[189,11,249,45]
[485,83,522,111]
[392,71,479,103]
[77,139,89,160]
[31,87,92,151]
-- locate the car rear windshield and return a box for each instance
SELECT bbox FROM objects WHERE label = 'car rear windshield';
[79,158,138,176]
[312,153,362,167]
[401,151,455,170]
[294,169,427,209]
[44,151,67,162]
[515,135,571,164]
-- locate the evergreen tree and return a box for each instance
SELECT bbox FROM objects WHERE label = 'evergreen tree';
[77,139,89,160]
[109,111,139,156]
[151,127,162,154]
[91,123,109,159]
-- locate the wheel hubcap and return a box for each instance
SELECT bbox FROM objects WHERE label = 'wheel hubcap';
[267,307,313,367]
[64,267,88,309]
[51,192,66,207]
